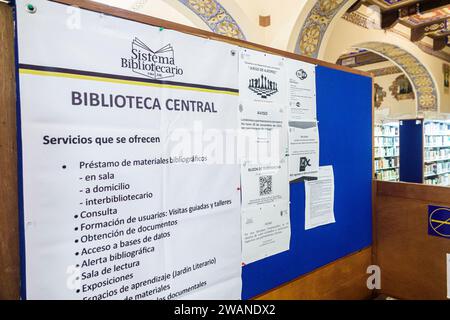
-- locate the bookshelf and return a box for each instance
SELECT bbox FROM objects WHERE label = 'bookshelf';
[399,119,450,187]
[423,120,450,186]
[374,122,399,182]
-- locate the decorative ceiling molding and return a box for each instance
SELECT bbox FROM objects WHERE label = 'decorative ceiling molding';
[295,0,351,58]
[342,10,370,28]
[410,19,448,42]
[369,0,416,10]
[358,42,438,112]
[402,6,450,26]
[177,0,246,40]
[337,51,388,67]
[368,65,402,77]
[363,0,450,47]
[343,10,450,62]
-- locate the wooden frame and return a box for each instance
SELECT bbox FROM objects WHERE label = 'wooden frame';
[376,180,450,203]
[0,2,19,300]
[375,180,450,299]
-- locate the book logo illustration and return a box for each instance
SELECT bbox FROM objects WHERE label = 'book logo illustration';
[296,69,307,80]
[121,37,183,79]
[299,157,311,172]
[248,75,278,99]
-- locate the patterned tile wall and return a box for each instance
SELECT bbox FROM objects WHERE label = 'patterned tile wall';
[295,0,350,58]
[178,0,246,39]
[361,42,438,111]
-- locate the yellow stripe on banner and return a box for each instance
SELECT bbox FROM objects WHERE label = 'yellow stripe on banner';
[19,68,238,96]
[431,218,450,226]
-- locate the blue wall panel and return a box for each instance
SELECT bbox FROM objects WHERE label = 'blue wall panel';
[242,66,373,299]
[399,120,423,183]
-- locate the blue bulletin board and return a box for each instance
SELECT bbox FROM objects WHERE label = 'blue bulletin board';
[242,66,373,299]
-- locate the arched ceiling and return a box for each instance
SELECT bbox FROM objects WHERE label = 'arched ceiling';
[294,0,450,59]
[295,0,353,58]
[356,42,438,112]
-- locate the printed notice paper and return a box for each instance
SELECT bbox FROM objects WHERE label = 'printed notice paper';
[286,59,316,121]
[241,202,290,264]
[17,0,241,300]
[288,121,319,181]
[304,166,335,230]
[238,48,291,264]
[239,101,289,208]
[238,48,289,209]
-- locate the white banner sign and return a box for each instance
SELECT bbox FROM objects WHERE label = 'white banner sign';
[17,0,242,300]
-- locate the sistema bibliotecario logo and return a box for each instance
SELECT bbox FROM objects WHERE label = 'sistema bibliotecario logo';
[121,37,184,80]
[248,75,278,99]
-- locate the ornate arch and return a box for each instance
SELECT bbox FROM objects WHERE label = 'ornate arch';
[178,0,246,40]
[295,0,353,58]
[357,42,438,112]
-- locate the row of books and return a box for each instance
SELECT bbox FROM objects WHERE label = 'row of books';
[374,146,399,158]
[424,148,450,162]
[424,121,450,135]
[374,124,398,136]
[374,136,399,147]
[424,160,450,177]
[423,121,450,187]
[424,135,450,147]
[374,158,398,170]
[424,173,449,186]
[374,123,399,182]
[374,168,399,181]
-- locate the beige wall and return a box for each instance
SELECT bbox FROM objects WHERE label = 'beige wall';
[93,0,206,29]
[357,61,416,119]
[322,18,450,117]
[250,0,309,50]
[92,0,311,50]
[374,72,416,118]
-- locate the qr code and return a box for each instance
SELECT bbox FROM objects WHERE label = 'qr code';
[259,175,272,196]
